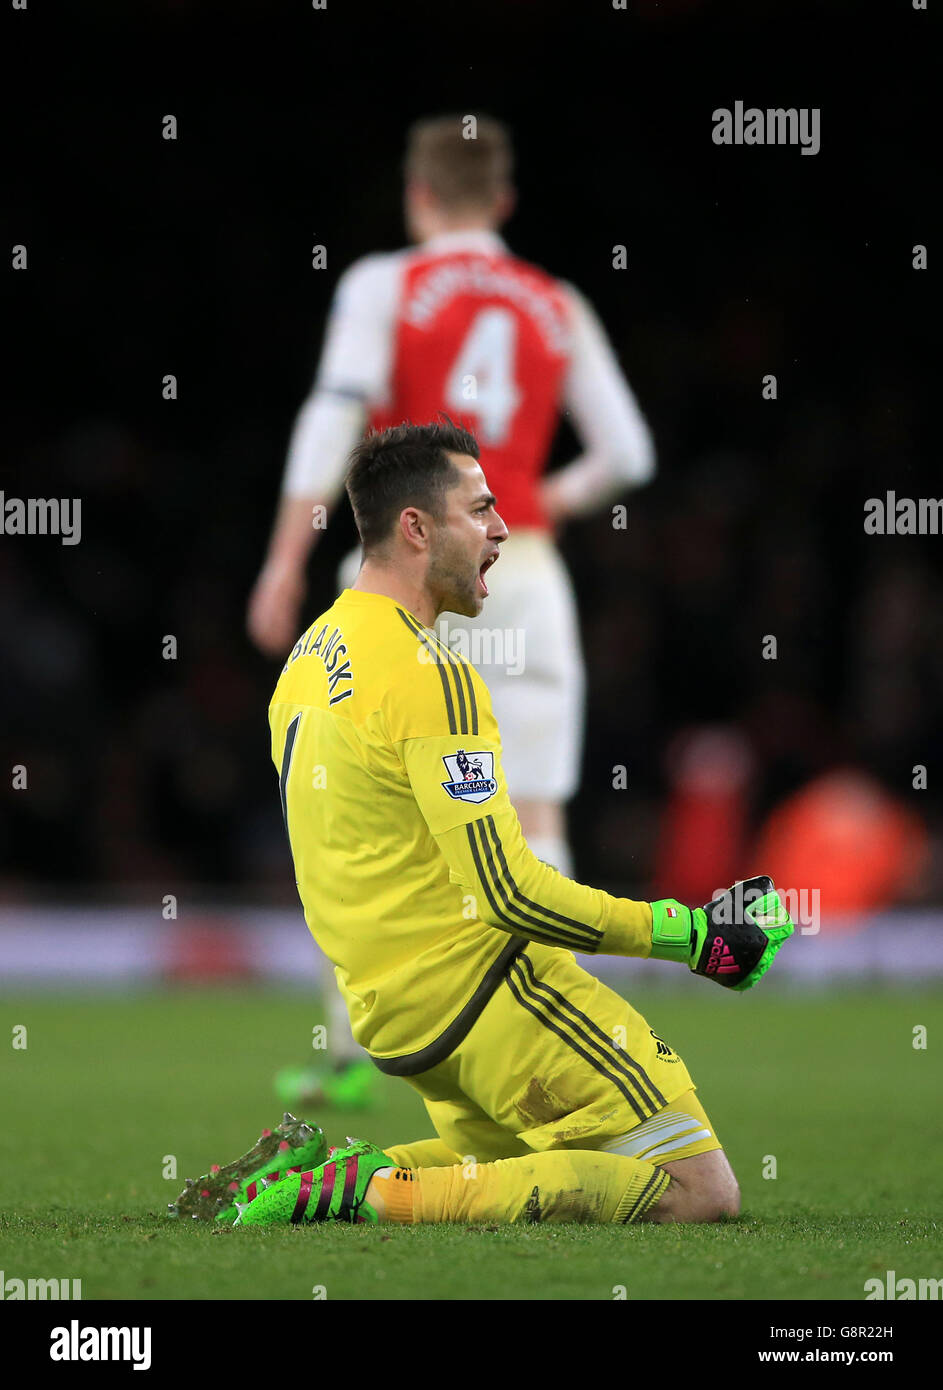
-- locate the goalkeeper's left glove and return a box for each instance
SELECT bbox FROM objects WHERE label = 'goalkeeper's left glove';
[648,875,794,991]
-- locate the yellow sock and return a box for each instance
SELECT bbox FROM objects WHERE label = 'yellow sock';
[367,1166,418,1222]
[367,1151,669,1225]
[383,1138,462,1169]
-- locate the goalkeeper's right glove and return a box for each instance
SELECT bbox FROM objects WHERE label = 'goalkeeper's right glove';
[648,875,794,991]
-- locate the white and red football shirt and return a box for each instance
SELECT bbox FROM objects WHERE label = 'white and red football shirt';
[282,229,654,525]
[365,237,569,528]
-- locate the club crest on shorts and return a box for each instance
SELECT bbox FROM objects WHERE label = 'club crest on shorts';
[441,749,498,803]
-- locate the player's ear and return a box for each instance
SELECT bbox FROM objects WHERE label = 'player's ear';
[406,178,435,211]
[494,184,516,225]
[399,505,432,549]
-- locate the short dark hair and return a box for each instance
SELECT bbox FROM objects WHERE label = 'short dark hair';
[405,114,513,211]
[345,419,479,554]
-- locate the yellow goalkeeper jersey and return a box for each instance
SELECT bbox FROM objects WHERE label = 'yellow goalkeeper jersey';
[269,587,653,1072]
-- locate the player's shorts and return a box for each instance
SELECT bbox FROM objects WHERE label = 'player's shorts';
[338,529,585,801]
[398,942,722,1167]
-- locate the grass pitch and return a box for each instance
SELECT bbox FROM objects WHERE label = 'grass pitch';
[2,985,941,1301]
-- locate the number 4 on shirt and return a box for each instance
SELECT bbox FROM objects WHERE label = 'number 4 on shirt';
[444,307,521,447]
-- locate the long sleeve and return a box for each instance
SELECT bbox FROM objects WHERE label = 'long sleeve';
[549,284,656,517]
[281,392,367,501]
[280,252,401,499]
[395,653,653,958]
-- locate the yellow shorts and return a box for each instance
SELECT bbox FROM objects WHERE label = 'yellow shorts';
[400,944,722,1166]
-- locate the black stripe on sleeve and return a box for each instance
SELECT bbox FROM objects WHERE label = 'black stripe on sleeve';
[438,644,478,738]
[465,822,595,951]
[426,631,471,737]
[482,816,603,947]
[457,659,478,735]
[395,608,457,734]
[443,651,468,734]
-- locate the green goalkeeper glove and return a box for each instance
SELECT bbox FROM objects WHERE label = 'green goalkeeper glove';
[649,875,794,991]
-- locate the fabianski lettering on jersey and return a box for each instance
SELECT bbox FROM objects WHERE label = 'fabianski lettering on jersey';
[284,622,355,705]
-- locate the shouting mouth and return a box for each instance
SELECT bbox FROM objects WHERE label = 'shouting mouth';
[477,551,499,597]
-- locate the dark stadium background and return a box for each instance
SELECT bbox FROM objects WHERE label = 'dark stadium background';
[2,0,938,910]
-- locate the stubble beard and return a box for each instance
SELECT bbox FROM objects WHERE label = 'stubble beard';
[427,532,480,620]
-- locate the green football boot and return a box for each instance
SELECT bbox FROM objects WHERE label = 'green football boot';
[234,1138,393,1228]
[274,1058,378,1112]
[167,1112,328,1223]
[650,875,794,991]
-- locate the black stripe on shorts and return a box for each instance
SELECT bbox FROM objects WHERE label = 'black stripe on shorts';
[506,959,650,1124]
[517,950,666,1114]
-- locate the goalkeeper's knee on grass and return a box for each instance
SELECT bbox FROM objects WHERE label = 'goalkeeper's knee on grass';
[238,1144,677,1227]
[234,1140,742,1228]
[649,875,794,990]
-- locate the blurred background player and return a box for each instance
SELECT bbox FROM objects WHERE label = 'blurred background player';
[247,114,656,1109]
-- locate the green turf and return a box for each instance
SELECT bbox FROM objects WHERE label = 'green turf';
[2,986,941,1300]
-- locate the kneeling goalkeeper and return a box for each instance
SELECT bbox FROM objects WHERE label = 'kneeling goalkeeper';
[229,420,792,1228]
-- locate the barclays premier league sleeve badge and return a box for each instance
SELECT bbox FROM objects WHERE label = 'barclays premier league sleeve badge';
[441,749,498,804]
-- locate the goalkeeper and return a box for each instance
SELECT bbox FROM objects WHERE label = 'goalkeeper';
[221,420,793,1229]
